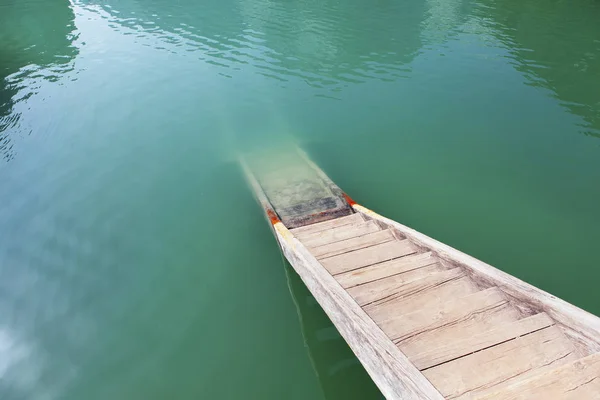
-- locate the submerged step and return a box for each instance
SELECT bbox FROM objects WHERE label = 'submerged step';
[244,148,353,228]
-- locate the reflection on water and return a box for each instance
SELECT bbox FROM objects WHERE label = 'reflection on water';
[478,0,600,137]
[1,0,600,399]
[80,0,427,91]
[0,0,78,160]
[2,0,600,161]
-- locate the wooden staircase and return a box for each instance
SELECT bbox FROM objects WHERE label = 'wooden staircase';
[291,213,600,399]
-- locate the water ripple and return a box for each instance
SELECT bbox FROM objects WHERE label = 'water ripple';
[74,0,425,93]
[2,1,600,398]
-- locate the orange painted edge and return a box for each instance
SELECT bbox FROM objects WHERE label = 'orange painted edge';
[266,209,281,225]
[342,192,357,206]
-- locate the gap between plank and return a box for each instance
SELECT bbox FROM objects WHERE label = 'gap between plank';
[342,260,441,289]
[317,236,397,260]
[419,323,557,372]
[331,250,419,277]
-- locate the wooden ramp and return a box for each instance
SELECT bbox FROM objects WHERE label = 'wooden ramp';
[242,148,600,400]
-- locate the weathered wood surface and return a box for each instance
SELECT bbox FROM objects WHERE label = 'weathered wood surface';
[334,251,438,289]
[472,353,600,400]
[364,275,476,315]
[273,222,445,400]
[353,204,600,355]
[301,220,381,247]
[311,229,395,259]
[408,312,554,370]
[381,287,518,344]
[244,151,600,400]
[293,204,600,399]
[423,326,580,399]
[321,240,416,275]
[292,213,364,237]
[359,268,466,308]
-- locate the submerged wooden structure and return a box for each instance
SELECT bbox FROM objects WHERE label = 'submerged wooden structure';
[242,148,600,399]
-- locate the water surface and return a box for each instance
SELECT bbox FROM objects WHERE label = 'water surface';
[1,0,600,398]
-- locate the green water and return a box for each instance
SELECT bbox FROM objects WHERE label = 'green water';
[1,0,600,398]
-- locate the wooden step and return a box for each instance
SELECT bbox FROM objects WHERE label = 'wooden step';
[321,240,416,275]
[470,352,600,400]
[335,252,439,289]
[397,303,522,370]
[378,287,518,344]
[358,268,466,308]
[406,313,554,370]
[299,220,381,247]
[290,213,364,236]
[365,275,479,324]
[424,325,580,399]
[348,264,449,306]
[310,229,395,259]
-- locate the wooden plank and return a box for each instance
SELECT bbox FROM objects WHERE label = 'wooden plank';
[348,264,448,307]
[366,276,479,324]
[290,213,363,236]
[406,313,554,370]
[272,222,445,400]
[359,268,466,309]
[353,204,600,354]
[299,220,381,248]
[396,303,520,366]
[471,352,600,400]
[394,303,519,349]
[399,305,520,373]
[335,252,438,289]
[378,287,515,344]
[310,229,395,259]
[321,240,416,275]
[424,326,580,399]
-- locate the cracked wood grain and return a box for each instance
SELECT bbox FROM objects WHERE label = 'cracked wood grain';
[334,251,439,289]
[469,353,600,399]
[299,220,382,248]
[406,312,555,370]
[423,325,580,399]
[379,287,518,345]
[311,229,395,259]
[363,267,465,309]
[321,239,416,275]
